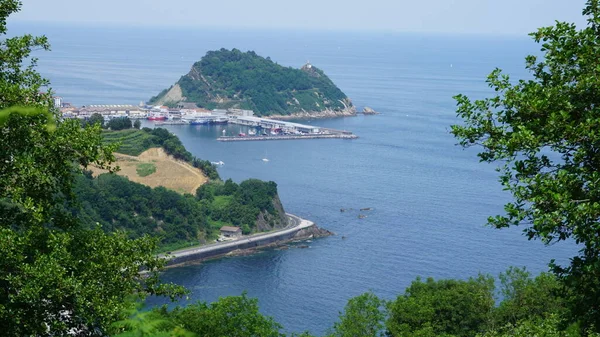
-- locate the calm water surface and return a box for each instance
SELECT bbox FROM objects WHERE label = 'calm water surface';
[15,23,577,335]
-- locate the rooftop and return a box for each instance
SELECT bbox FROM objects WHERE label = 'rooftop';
[220,226,241,232]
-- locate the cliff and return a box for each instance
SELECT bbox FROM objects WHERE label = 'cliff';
[255,194,288,232]
[149,48,356,117]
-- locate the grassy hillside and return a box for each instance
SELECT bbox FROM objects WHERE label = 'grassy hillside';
[149,48,354,116]
[102,128,219,180]
[88,148,207,194]
[102,129,156,156]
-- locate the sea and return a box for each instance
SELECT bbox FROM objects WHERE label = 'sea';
[12,22,578,335]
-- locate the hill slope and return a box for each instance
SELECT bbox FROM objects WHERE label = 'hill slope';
[149,48,356,117]
[88,147,207,194]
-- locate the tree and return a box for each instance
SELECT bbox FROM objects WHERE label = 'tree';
[451,1,600,332]
[0,2,184,336]
[386,275,495,337]
[328,292,386,337]
[168,294,284,337]
[494,267,565,327]
[88,112,105,127]
[107,116,133,130]
[0,0,51,109]
[134,119,141,129]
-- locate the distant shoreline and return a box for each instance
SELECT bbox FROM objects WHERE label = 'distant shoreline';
[162,214,332,268]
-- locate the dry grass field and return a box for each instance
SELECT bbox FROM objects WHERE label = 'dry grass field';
[90,147,207,194]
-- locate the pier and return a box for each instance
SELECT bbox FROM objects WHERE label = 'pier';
[218,133,358,141]
[224,115,358,141]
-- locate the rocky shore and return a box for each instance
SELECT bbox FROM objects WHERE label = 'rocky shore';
[164,215,332,268]
[267,107,357,120]
[223,225,334,259]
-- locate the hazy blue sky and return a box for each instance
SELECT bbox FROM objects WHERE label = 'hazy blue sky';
[14,0,588,35]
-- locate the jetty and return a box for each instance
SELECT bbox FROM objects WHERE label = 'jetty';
[218,133,358,141]
[221,115,357,141]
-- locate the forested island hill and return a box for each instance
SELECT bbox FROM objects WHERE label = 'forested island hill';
[149,48,359,118]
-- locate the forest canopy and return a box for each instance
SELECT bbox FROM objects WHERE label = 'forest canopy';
[149,48,353,116]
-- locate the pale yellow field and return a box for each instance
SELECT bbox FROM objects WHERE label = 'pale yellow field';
[90,147,207,194]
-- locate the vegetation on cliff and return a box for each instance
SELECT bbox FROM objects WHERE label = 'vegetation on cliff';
[149,48,354,116]
[0,2,184,334]
[73,172,286,252]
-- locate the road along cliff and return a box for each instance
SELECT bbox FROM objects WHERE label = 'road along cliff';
[162,214,331,267]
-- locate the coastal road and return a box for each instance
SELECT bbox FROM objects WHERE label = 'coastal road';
[161,213,314,262]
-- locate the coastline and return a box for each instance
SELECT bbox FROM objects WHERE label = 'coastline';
[265,108,357,120]
[162,214,332,268]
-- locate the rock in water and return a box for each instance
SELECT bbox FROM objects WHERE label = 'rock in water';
[362,106,379,115]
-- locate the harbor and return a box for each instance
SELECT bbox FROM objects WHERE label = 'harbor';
[218,133,358,141]
[58,102,358,140]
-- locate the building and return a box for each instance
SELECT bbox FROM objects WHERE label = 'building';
[53,96,63,108]
[220,226,242,238]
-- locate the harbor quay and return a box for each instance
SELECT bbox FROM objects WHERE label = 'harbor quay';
[56,100,357,139]
[218,133,358,141]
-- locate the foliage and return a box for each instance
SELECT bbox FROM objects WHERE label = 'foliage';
[73,173,283,250]
[386,275,495,337]
[134,119,141,129]
[85,112,105,128]
[450,1,600,332]
[327,292,386,337]
[0,0,51,110]
[0,4,185,334]
[74,172,212,247]
[197,179,283,229]
[0,108,185,336]
[150,48,351,116]
[478,315,576,337]
[136,162,157,177]
[102,129,158,156]
[493,267,565,327]
[110,298,193,337]
[120,294,285,337]
[107,116,133,130]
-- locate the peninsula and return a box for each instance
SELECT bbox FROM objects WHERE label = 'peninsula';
[149,48,357,118]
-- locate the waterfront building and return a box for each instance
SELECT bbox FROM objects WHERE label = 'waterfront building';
[220,226,242,238]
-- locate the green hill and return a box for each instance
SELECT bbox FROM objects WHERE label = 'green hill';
[149,48,356,117]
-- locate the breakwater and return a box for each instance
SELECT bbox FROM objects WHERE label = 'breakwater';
[164,214,326,266]
[217,134,358,142]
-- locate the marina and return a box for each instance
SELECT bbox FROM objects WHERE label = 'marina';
[218,133,358,141]
[61,103,358,140]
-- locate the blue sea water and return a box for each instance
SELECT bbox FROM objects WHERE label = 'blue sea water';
[13,23,577,335]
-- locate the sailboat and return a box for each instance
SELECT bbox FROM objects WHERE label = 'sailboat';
[262,151,269,162]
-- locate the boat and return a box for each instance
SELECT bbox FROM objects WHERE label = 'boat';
[210,117,229,125]
[248,129,257,136]
[262,150,269,162]
[147,113,167,121]
[211,161,225,166]
[190,118,210,125]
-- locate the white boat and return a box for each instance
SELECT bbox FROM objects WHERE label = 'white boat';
[262,151,269,162]
[211,161,225,166]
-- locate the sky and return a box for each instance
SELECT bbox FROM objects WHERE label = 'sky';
[14,0,589,35]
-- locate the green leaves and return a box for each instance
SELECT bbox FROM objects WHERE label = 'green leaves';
[328,292,386,337]
[0,2,185,335]
[386,275,495,337]
[451,0,600,332]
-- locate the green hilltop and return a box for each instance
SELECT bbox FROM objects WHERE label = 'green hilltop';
[149,48,356,117]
